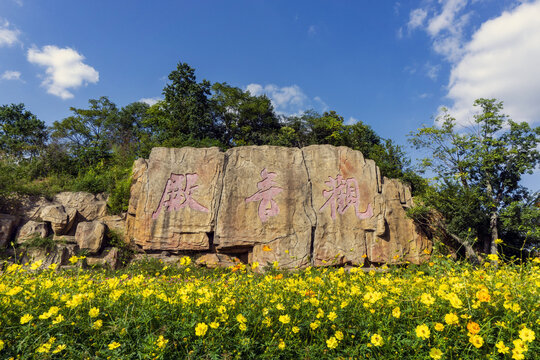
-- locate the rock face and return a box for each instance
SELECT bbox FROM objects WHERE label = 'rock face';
[53,192,108,221]
[75,221,106,254]
[0,214,18,247]
[302,145,430,266]
[215,146,315,269]
[127,147,225,251]
[24,243,78,268]
[16,220,49,244]
[126,145,432,269]
[40,205,77,235]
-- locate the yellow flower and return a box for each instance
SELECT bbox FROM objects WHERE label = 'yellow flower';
[335,331,344,341]
[276,303,285,311]
[262,245,272,252]
[236,314,247,323]
[52,344,66,353]
[467,321,480,335]
[476,289,491,302]
[68,256,79,264]
[251,262,259,270]
[292,326,300,334]
[239,323,247,331]
[327,311,337,321]
[0,340,4,351]
[278,339,285,350]
[326,336,338,349]
[434,323,444,332]
[392,307,401,318]
[108,341,121,350]
[48,263,58,271]
[30,260,43,270]
[447,293,463,308]
[415,324,430,340]
[420,293,435,306]
[494,238,504,244]
[429,348,443,359]
[88,307,100,318]
[279,314,290,324]
[469,334,484,348]
[518,327,535,342]
[310,321,320,330]
[155,335,168,349]
[93,319,103,329]
[20,314,33,324]
[371,333,384,347]
[487,254,499,261]
[52,314,64,324]
[209,322,220,329]
[444,313,459,325]
[195,322,208,337]
[496,341,510,354]
[179,256,191,266]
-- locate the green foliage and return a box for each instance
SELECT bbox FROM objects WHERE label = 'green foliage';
[20,235,55,251]
[107,229,134,267]
[0,103,48,159]
[409,98,540,255]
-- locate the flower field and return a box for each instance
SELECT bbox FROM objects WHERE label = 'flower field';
[0,255,538,359]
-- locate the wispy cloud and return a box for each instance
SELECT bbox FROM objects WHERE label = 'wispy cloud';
[308,25,317,36]
[27,45,99,99]
[246,83,327,116]
[139,97,161,106]
[424,62,440,80]
[0,20,21,47]
[1,70,22,81]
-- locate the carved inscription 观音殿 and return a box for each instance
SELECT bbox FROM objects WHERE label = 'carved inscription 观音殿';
[319,174,373,220]
[245,168,283,222]
[152,173,209,219]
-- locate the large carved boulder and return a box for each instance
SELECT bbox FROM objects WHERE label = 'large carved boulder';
[0,214,18,247]
[126,147,225,251]
[302,145,430,265]
[53,192,108,221]
[215,146,315,269]
[16,220,49,244]
[40,205,77,235]
[75,221,106,254]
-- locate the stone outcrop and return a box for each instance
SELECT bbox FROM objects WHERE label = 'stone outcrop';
[75,221,106,254]
[0,214,18,247]
[196,253,240,268]
[86,247,120,269]
[126,146,431,269]
[40,205,77,235]
[126,147,225,251]
[16,220,49,244]
[24,243,78,268]
[53,192,108,221]
[215,146,315,269]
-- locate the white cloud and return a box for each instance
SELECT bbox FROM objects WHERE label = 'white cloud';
[408,8,428,30]
[447,1,540,125]
[308,25,317,36]
[345,116,358,125]
[246,83,327,116]
[408,0,470,61]
[139,97,161,106]
[425,62,441,80]
[27,45,99,99]
[1,70,22,81]
[0,21,20,47]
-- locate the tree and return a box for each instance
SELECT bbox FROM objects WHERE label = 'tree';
[211,82,280,146]
[409,98,540,256]
[0,103,48,159]
[50,96,119,170]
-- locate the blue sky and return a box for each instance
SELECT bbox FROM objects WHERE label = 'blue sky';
[1,0,539,189]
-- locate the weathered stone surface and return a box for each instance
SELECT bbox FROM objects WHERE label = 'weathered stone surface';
[196,253,240,268]
[215,146,315,269]
[101,215,125,234]
[24,243,78,268]
[52,234,77,244]
[75,221,106,254]
[0,214,18,247]
[126,147,225,251]
[40,205,77,235]
[302,145,430,266]
[86,247,120,269]
[16,220,49,244]
[53,192,108,221]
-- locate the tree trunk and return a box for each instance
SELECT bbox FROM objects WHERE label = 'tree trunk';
[488,212,498,255]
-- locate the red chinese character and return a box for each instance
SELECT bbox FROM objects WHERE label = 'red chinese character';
[152,173,209,219]
[319,174,373,220]
[245,168,283,222]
